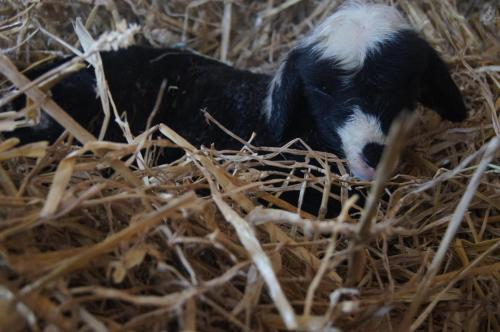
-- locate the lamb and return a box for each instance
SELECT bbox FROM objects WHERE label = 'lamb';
[2,2,467,181]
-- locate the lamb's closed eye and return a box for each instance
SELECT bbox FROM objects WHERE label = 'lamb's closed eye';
[309,87,335,98]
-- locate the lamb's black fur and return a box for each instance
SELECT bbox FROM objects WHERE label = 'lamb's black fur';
[9,47,276,149]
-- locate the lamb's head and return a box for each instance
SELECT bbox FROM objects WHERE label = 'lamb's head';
[265,2,467,180]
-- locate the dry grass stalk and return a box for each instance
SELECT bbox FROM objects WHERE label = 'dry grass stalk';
[347,112,416,286]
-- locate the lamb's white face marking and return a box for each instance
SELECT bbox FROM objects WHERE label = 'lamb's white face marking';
[303,1,409,71]
[338,106,386,180]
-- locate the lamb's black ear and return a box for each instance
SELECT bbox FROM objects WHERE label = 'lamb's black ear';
[266,49,307,142]
[419,48,467,122]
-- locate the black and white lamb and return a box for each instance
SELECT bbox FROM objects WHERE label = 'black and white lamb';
[3,2,467,180]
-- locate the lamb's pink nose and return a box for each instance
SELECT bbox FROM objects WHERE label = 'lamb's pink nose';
[351,164,376,180]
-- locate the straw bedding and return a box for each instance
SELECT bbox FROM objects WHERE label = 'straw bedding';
[0,1,499,331]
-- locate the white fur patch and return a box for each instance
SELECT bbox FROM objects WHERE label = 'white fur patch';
[264,60,285,120]
[338,106,386,179]
[303,1,409,70]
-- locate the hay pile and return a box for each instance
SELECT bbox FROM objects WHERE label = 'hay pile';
[0,1,499,331]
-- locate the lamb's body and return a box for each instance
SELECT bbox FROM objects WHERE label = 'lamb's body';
[13,47,278,151]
